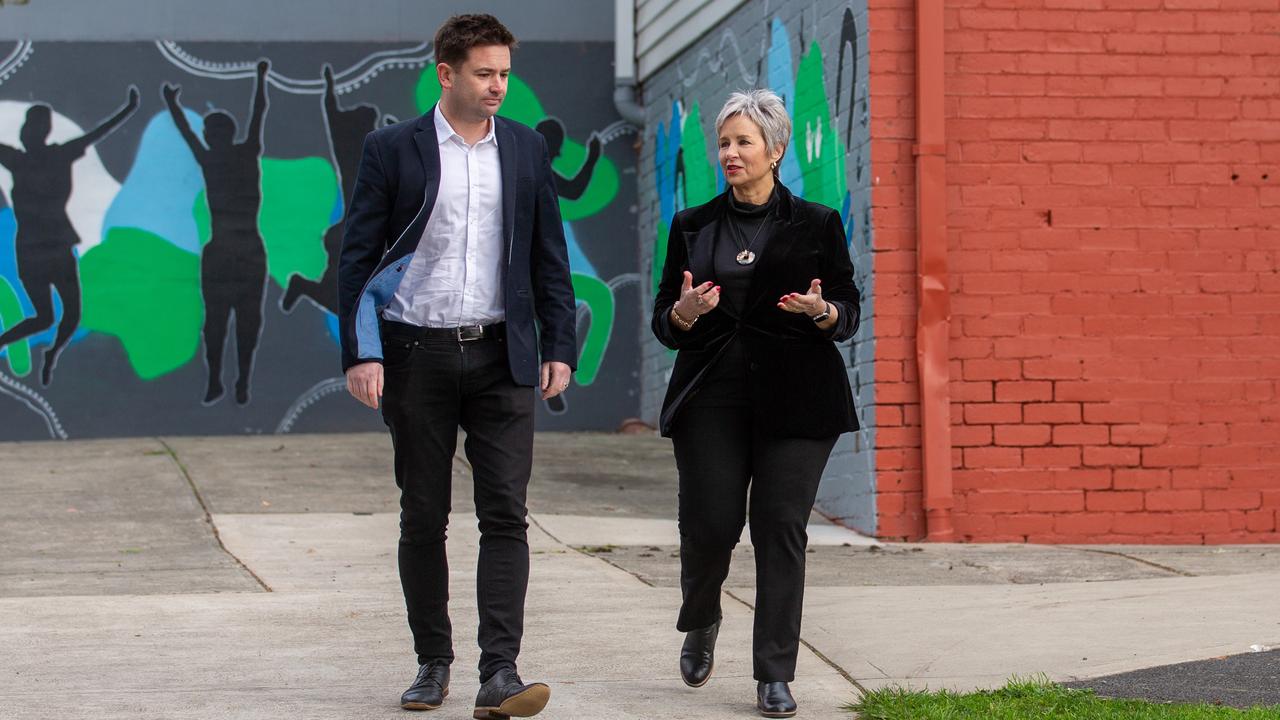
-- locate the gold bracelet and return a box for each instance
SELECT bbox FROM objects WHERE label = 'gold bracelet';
[670,306,697,331]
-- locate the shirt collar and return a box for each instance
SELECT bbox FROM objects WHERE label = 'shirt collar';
[434,106,497,146]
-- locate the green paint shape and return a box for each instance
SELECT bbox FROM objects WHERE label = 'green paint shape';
[415,68,618,220]
[553,140,618,221]
[0,275,32,376]
[793,41,848,213]
[80,227,202,380]
[680,102,720,208]
[194,157,338,288]
[651,218,669,299]
[570,272,614,386]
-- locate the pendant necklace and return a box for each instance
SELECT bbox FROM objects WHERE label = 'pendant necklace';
[730,209,771,266]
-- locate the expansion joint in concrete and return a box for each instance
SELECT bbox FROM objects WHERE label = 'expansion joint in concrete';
[154,437,274,592]
[723,589,868,697]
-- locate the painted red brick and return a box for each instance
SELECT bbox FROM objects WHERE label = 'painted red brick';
[868,2,1276,543]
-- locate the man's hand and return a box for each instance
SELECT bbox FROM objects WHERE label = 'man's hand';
[346,361,384,409]
[540,361,572,401]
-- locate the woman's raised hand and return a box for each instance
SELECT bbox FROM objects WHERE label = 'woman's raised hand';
[777,278,825,317]
[676,271,721,319]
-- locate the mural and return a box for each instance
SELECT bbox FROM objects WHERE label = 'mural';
[651,9,867,295]
[642,2,875,529]
[0,41,638,439]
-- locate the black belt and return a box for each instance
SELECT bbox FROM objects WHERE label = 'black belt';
[382,320,505,343]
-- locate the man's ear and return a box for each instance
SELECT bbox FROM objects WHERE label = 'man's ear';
[436,63,453,91]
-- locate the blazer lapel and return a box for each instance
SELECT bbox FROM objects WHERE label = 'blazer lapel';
[411,108,442,242]
[496,117,517,266]
[683,220,718,287]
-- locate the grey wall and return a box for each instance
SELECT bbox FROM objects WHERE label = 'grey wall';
[636,0,876,532]
[0,1,613,42]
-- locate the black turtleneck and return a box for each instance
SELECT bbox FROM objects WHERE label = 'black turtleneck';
[688,189,779,409]
[715,189,778,313]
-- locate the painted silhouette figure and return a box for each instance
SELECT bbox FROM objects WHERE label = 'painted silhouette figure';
[535,117,601,201]
[532,118,602,415]
[282,64,379,315]
[163,60,270,406]
[0,87,140,385]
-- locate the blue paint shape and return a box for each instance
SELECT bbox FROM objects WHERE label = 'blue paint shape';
[0,207,70,352]
[841,191,853,246]
[328,184,344,225]
[325,311,340,346]
[102,110,206,252]
[654,101,682,225]
[563,221,596,280]
[0,208,18,302]
[768,18,805,197]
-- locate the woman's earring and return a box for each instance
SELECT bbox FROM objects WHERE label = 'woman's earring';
[771,160,777,170]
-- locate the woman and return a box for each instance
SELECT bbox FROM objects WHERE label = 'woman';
[651,89,860,718]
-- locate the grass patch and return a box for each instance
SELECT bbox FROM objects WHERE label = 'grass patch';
[575,545,617,554]
[849,675,1280,719]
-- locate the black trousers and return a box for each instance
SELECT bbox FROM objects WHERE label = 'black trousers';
[380,322,534,681]
[671,404,837,682]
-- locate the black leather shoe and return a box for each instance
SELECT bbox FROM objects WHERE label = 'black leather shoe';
[679,619,720,687]
[757,681,797,718]
[473,667,550,719]
[401,661,450,711]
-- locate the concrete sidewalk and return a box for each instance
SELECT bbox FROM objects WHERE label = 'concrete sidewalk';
[2,432,1278,719]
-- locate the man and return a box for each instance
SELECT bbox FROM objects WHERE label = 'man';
[337,14,576,718]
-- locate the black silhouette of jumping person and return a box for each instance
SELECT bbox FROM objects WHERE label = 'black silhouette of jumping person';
[163,60,270,406]
[532,118,601,415]
[282,64,379,315]
[535,117,601,201]
[0,87,140,386]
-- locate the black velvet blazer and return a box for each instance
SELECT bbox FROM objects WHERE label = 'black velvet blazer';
[651,183,861,438]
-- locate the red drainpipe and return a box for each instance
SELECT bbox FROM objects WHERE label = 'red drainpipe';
[914,0,955,541]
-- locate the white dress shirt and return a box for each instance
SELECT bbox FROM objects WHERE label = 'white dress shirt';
[384,108,505,327]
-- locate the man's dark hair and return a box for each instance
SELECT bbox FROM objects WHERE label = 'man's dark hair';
[434,14,517,68]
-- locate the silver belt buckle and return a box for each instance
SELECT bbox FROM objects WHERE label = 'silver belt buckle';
[456,325,484,342]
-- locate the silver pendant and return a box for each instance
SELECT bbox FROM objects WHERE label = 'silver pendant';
[736,249,756,265]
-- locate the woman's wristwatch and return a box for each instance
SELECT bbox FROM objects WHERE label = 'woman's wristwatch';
[810,302,832,324]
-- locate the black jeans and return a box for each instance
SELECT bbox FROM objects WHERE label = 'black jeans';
[380,321,534,682]
[671,404,837,682]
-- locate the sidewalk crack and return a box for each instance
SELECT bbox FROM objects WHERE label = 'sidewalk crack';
[155,437,272,592]
[1060,546,1196,578]
[724,589,867,695]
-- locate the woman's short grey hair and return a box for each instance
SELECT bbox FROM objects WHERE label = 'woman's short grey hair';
[715,89,792,158]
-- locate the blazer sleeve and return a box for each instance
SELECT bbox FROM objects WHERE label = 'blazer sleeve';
[650,211,718,350]
[530,134,579,368]
[819,209,861,343]
[337,131,392,371]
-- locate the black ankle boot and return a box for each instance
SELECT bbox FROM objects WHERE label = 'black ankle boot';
[679,619,720,687]
[757,681,797,718]
[400,660,449,710]
[473,667,550,719]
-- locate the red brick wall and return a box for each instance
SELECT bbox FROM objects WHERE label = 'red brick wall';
[870,0,1280,543]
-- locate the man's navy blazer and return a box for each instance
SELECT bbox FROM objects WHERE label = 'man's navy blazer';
[337,106,577,386]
